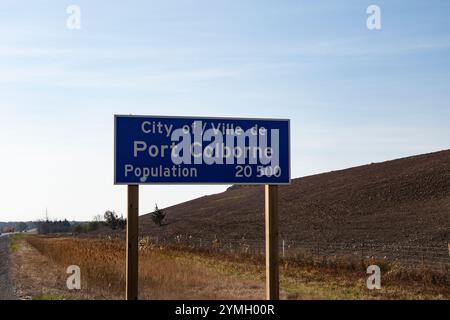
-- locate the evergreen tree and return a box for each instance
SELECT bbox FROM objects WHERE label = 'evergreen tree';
[151,204,166,227]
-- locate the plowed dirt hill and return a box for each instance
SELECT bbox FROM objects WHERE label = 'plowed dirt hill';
[140,150,450,246]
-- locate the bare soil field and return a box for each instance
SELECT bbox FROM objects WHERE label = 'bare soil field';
[134,150,450,266]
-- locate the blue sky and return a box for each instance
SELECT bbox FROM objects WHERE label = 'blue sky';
[0,1,449,221]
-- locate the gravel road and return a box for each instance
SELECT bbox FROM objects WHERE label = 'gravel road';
[0,236,17,300]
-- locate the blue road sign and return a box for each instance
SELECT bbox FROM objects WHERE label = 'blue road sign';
[114,115,290,185]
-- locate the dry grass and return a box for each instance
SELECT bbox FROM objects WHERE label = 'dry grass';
[11,238,89,300]
[9,233,27,253]
[18,235,449,300]
[24,235,265,300]
[140,240,450,300]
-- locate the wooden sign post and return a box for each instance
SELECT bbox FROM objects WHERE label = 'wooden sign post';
[115,115,289,300]
[265,184,279,300]
[126,185,139,300]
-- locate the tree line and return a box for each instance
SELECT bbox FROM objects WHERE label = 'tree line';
[36,205,166,235]
[36,211,126,235]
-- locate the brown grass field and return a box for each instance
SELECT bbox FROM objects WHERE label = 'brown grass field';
[9,235,449,300]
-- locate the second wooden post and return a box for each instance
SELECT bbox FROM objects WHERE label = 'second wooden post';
[126,185,139,300]
[265,184,279,300]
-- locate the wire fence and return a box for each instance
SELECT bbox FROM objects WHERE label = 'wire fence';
[126,234,450,271]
